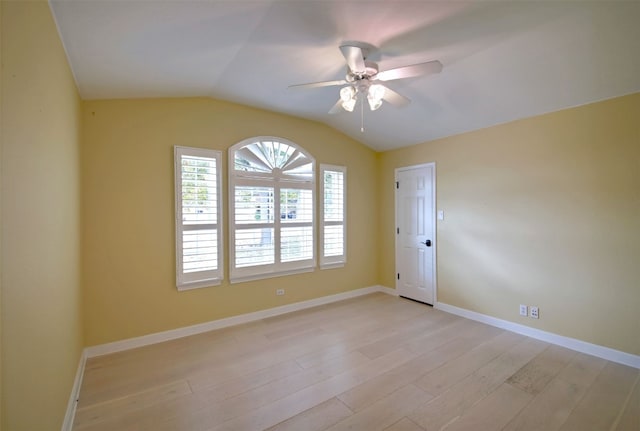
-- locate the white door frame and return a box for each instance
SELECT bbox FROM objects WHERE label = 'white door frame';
[394,162,437,305]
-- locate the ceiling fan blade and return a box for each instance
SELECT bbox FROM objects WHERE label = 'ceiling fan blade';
[288,79,347,90]
[339,45,366,74]
[382,86,411,107]
[328,99,343,114]
[376,60,443,82]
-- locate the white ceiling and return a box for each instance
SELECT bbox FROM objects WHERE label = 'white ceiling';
[50,0,640,151]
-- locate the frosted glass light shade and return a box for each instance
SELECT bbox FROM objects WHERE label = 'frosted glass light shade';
[367,84,385,111]
[340,86,357,112]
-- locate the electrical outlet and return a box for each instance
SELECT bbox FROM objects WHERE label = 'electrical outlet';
[519,304,528,316]
[530,306,539,319]
[276,289,285,296]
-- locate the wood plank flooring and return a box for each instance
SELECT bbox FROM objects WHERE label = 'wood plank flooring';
[73,293,639,431]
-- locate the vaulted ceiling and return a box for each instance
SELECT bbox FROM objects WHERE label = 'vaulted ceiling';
[50,0,640,151]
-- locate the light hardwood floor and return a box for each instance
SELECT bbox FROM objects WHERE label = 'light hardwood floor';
[73,293,639,431]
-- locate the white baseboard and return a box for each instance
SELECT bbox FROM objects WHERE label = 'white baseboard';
[61,349,87,431]
[377,285,399,296]
[85,285,387,358]
[435,301,640,369]
[79,283,639,363]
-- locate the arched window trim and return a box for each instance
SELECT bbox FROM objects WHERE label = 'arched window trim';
[229,137,316,283]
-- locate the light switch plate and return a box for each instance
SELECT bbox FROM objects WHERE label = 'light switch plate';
[519,304,528,316]
[437,210,444,220]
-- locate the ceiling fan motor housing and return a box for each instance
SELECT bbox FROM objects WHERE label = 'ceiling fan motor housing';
[346,61,379,82]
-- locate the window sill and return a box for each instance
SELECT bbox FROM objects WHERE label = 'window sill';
[177,278,222,291]
[230,267,314,284]
[320,262,345,270]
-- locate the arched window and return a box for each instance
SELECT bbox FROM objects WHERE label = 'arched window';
[229,137,315,282]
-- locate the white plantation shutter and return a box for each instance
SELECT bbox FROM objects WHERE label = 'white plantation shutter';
[320,165,346,268]
[229,137,315,282]
[280,188,314,262]
[175,146,223,290]
[233,185,275,268]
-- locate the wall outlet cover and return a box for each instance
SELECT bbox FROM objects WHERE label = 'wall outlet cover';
[530,306,539,319]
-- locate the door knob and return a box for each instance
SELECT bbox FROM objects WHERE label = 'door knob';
[422,239,432,247]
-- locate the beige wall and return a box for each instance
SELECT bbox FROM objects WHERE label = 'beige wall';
[1,1,83,429]
[378,93,640,355]
[81,98,379,346]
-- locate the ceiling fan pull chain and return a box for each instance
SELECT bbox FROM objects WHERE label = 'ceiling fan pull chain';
[361,95,365,133]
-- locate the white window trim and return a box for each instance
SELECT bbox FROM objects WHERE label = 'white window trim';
[174,146,223,290]
[229,137,316,283]
[320,164,347,269]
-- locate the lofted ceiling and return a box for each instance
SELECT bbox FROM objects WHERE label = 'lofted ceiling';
[49,0,640,151]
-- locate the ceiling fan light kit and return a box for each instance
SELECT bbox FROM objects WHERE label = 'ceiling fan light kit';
[339,82,384,113]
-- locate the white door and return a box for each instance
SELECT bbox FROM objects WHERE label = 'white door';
[396,164,435,305]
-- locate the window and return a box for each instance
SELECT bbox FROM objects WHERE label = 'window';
[174,146,223,290]
[320,165,346,268]
[229,137,315,282]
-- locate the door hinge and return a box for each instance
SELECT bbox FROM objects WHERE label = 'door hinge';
[396,181,399,189]
[396,227,399,234]
[397,273,400,280]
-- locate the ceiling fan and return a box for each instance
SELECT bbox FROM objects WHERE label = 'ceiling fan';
[289,44,443,115]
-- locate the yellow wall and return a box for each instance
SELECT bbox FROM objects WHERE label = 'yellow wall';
[1,1,83,429]
[0,1,638,426]
[378,93,640,355]
[81,98,379,346]
[0,1,4,429]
